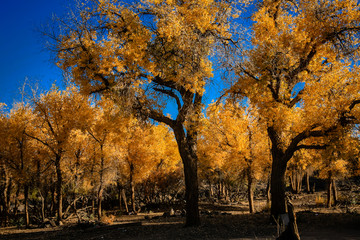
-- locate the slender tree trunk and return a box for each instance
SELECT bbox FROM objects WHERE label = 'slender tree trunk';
[117,182,123,211]
[327,175,332,208]
[14,185,20,215]
[296,172,302,194]
[98,151,104,220]
[97,188,103,220]
[50,183,56,216]
[266,175,271,203]
[92,198,95,216]
[55,155,63,223]
[36,160,45,222]
[5,178,12,225]
[129,164,136,212]
[43,186,49,218]
[24,184,30,227]
[217,171,223,200]
[290,174,295,193]
[208,177,213,198]
[121,188,129,213]
[305,171,310,193]
[40,191,45,222]
[247,171,255,213]
[331,179,337,205]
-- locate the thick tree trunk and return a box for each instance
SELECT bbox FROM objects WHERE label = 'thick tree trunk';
[55,155,63,223]
[173,124,201,227]
[277,200,301,240]
[247,171,255,213]
[182,152,200,226]
[24,184,30,227]
[270,155,288,218]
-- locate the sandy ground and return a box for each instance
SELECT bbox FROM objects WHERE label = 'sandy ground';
[1,194,360,240]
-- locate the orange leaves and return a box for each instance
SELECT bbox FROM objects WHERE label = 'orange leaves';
[117,120,180,185]
[199,101,270,181]
[55,0,240,101]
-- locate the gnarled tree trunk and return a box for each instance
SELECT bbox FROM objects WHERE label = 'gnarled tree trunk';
[174,124,200,227]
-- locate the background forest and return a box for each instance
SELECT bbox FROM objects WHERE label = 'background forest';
[1,0,360,239]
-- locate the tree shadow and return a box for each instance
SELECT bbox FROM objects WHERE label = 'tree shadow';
[1,211,359,240]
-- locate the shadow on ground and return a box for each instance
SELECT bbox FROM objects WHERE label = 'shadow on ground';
[1,212,360,239]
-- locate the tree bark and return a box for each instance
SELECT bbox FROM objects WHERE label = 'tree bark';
[14,185,20,215]
[331,179,337,205]
[117,182,123,211]
[296,172,302,194]
[305,171,310,193]
[174,124,200,227]
[266,176,271,204]
[270,153,288,218]
[40,191,45,222]
[121,188,129,213]
[97,189,103,220]
[55,155,63,223]
[5,178,12,225]
[247,170,255,213]
[24,184,30,227]
[268,126,299,219]
[208,177,213,198]
[129,164,136,213]
[50,183,56,216]
[277,200,301,240]
[97,150,104,220]
[327,176,332,208]
[290,174,295,193]
[92,198,95,216]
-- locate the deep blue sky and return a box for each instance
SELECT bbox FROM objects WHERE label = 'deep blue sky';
[0,0,71,107]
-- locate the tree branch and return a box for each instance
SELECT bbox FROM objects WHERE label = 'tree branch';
[154,88,182,111]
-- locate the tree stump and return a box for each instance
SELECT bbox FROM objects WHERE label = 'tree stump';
[277,199,300,240]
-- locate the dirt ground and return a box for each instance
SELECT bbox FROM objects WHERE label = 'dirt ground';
[1,194,360,240]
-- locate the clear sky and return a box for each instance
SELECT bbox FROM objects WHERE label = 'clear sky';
[0,0,72,107]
